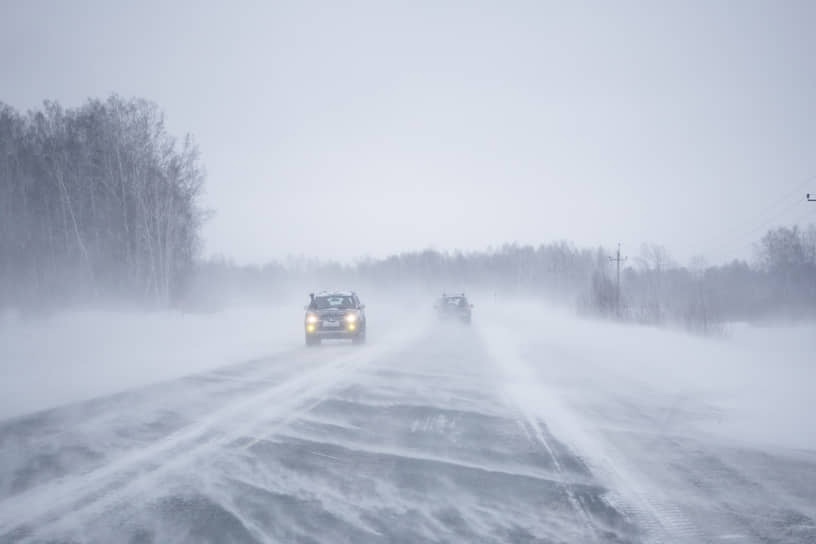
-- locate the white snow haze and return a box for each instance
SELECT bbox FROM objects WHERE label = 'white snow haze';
[1,1,815,543]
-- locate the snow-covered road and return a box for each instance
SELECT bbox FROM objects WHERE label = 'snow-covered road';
[0,308,814,543]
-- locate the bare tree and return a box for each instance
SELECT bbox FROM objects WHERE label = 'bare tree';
[0,96,206,310]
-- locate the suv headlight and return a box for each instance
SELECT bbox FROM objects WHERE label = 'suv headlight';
[345,313,357,323]
[306,314,319,324]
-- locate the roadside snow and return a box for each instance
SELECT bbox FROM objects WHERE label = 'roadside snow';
[0,306,299,420]
[479,300,816,451]
[707,322,815,451]
[478,302,815,542]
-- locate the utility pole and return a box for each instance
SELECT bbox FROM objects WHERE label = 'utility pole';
[608,243,627,317]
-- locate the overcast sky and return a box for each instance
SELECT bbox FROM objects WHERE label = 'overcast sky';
[2,1,815,265]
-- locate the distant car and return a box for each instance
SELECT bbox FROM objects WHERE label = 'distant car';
[304,291,367,346]
[435,293,473,324]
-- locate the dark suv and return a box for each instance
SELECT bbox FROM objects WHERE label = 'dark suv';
[435,293,473,324]
[304,291,367,346]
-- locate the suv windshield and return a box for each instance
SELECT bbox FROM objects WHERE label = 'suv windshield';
[315,295,355,309]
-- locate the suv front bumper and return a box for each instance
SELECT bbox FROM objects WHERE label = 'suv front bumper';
[305,322,363,339]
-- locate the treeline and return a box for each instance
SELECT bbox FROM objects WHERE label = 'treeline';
[188,242,599,307]
[356,242,596,296]
[194,226,816,331]
[586,225,816,331]
[0,96,206,309]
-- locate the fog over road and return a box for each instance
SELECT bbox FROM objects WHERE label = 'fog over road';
[0,313,814,543]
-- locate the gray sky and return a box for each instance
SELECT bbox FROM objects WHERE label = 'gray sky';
[2,0,815,265]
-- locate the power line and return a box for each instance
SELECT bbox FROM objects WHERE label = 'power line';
[706,198,808,259]
[709,199,815,262]
[702,175,816,255]
[763,175,815,208]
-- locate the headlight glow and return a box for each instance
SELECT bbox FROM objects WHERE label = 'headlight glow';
[345,313,357,323]
[306,314,319,324]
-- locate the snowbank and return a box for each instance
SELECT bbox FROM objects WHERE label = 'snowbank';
[0,306,300,420]
[479,300,816,451]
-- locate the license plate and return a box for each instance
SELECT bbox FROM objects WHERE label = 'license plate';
[323,320,340,328]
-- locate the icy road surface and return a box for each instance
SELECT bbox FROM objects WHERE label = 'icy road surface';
[0,314,814,543]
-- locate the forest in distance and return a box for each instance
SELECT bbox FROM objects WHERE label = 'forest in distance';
[195,229,816,333]
[2,96,815,333]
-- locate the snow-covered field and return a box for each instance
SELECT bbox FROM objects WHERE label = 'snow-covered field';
[0,306,300,420]
[485,302,816,452]
[0,301,813,542]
